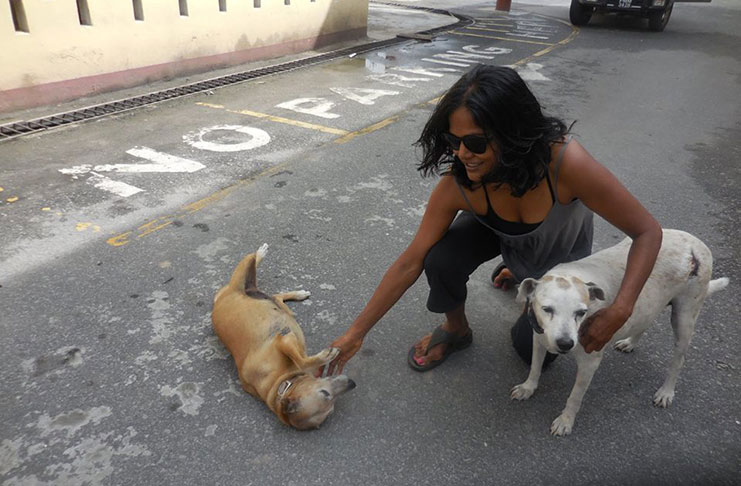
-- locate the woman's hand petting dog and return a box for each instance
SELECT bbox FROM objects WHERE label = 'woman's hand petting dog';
[318,332,363,376]
[579,305,629,353]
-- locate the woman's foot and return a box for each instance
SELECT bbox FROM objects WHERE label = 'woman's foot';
[412,324,471,367]
[492,264,516,291]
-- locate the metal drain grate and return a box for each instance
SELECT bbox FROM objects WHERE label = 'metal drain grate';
[0,7,471,143]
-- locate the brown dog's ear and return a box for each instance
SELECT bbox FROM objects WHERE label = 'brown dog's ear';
[586,282,605,301]
[516,278,538,304]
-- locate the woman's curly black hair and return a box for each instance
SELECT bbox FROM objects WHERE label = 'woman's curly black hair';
[415,65,570,197]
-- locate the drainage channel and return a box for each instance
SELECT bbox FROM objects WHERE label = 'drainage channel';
[0,7,472,143]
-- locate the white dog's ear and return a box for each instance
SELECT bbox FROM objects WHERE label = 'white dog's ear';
[516,278,538,304]
[586,282,605,301]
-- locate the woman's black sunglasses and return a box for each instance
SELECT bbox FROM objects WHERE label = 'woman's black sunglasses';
[442,132,489,155]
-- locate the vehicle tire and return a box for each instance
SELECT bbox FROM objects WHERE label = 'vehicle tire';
[648,1,673,32]
[569,0,593,26]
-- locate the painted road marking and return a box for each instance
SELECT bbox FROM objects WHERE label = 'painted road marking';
[514,63,551,81]
[329,87,400,105]
[106,159,296,247]
[59,147,206,197]
[451,31,555,46]
[276,98,341,119]
[473,22,514,26]
[466,26,512,34]
[182,125,270,152]
[105,13,577,246]
[420,44,514,68]
[87,172,143,197]
[366,72,434,88]
[196,103,348,135]
[391,66,460,77]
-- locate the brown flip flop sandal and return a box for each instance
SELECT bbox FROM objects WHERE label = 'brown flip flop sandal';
[407,326,473,372]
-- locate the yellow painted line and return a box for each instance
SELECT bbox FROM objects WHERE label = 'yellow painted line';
[530,28,579,59]
[333,115,400,144]
[449,31,555,47]
[108,232,131,247]
[234,109,349,135]
[198,102,225,109]
[106,160,293,247]
[196,102,348,135]
[470,22,514,28]
[510,20,579,66]
[464,26,511,34]
[138,219,173,238]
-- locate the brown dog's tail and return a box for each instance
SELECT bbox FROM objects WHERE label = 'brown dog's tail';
[228,244,268,292]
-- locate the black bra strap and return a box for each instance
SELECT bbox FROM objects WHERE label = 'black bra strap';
[455,180,501,234]
[544,170,556,203]
[482,183,494,210]
[552,136,573,201]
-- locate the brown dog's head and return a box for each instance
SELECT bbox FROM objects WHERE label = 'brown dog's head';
[277,374,356,430]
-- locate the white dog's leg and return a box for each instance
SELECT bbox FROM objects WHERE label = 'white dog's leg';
[654,299,699,407]
[276,290,311,302]
[272,290,311,316]
[614,331,645,353]
[511,335,547,400]
[551,348,603,436]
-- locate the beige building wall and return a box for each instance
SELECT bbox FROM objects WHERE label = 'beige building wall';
[0,0,368,112]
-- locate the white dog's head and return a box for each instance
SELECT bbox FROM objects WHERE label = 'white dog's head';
[516,275,605,354]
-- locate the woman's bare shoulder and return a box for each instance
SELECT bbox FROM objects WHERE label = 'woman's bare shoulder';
[429,173,468,209]
[550,139,612,200]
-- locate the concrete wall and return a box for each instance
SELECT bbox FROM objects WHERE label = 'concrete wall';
[0,0,368,112]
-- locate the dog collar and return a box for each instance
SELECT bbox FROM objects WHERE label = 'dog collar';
[277,380,294,397]
[526,298,544,335]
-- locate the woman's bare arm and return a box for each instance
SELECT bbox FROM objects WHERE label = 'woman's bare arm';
[325,176,463,374]
[557,141,663,352]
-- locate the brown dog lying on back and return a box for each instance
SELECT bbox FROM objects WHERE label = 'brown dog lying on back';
[212,244,355,429]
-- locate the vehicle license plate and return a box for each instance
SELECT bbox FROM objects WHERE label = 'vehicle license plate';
[618,0,632,7]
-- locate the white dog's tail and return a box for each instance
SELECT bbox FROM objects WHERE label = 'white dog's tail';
[707,277,729,296]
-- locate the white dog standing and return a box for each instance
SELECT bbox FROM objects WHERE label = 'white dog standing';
[510,229,728,436]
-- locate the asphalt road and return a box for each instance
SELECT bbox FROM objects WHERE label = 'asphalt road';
[1,1,739,485]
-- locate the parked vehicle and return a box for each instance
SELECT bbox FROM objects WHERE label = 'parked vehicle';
[569,0,675,31]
